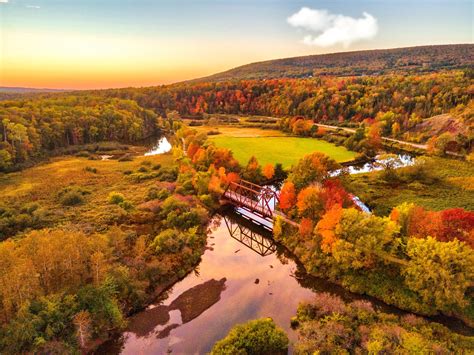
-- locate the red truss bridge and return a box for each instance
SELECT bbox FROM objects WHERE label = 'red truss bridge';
[222,179,298,228]
[222,179,278,220]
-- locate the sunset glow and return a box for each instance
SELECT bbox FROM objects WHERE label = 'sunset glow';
[1,0,472,89]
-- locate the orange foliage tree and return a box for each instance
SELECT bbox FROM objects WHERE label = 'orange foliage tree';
[186,142,200,159]
[279,182,296,211]
[299,218,314,238]
[263,164,275,180]
[316,204,343,253]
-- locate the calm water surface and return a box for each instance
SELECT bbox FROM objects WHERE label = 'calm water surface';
[100,213,320,354]
[99,204,471,354]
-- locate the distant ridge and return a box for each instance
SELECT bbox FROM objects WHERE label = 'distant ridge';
[0,86,68,93]
[192,44,474,82]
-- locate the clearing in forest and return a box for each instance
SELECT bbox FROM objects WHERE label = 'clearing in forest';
[209,135,357,167]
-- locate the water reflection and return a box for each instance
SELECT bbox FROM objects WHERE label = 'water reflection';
[223,212,276,257]
[335,154,415,175]
[144,137,172,156]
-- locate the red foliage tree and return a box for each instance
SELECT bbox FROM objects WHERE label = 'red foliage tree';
[321,179,352,211]
[439,208,474,247]
[408,206,443,240]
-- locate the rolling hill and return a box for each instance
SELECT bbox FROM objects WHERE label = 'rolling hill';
[193,44,474,82]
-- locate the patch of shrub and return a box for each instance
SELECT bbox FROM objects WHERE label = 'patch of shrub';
[151,228,189,254]
[211,318,288,355]
[123,170,133,175]
[152,164,162,171]
[137,166,149,173]
[118,200,134,211]
[84,166,98,173]
[108,192,125,205]
[199,194,215,209]
[0,203,49,241]
[75,151,90,158]
[58,186,90,206]
[146,187,170,201]
[156,166,178,182]
[293,293,472,354]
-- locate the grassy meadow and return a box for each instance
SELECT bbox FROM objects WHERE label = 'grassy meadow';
[199,125,356,167]
[0,151,175,236]
[346,157,474,215]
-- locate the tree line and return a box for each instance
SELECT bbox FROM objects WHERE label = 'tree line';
[0,96,159,171]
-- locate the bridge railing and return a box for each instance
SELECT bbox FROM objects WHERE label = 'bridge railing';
[223,179,279,219]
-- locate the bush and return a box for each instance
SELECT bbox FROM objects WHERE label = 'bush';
[60,192,84,206]
[137,166,149,173]
[156,166,178,182]
[293,293,472,354]
[76,151,90,158]
[146,187,170,201]
[84,166,98,173]
[58,186,90,206]
[118,200,134,211]
[151,228,198,254]
[108,192,125,205]
[211,318,288,355]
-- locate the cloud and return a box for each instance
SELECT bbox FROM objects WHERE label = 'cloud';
[287,7,378,47]
[0,0,9,4]
[26,5,41,8]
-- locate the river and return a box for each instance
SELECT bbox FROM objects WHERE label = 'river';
[98,210,471,354]
[98,212,315,353]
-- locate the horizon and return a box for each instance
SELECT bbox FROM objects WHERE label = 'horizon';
[1,42,471,91]
[0,0,472,90]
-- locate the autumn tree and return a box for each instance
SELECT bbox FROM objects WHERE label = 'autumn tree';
[288,152,339,190]
[299,218,314,239]
[242,156,263,183]
[404,237,474,310]
[367,122,382,151]
[439,208,474,247]
[279,182,296,211]
[296,185,324,220]
[316,204,343,253]
[262,163,275,180]
[74,310,92,349]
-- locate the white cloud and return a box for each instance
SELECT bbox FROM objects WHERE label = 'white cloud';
[26,5,41,8]
[0,0,9,4]
[287,7,378,47]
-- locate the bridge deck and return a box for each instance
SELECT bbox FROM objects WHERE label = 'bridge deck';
[223,190,273,219]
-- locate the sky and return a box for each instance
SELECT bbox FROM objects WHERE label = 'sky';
[0,0,472,89]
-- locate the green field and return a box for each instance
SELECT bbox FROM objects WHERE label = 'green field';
[209,136,357,167]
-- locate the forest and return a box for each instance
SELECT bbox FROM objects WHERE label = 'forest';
[197,44,474,81]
